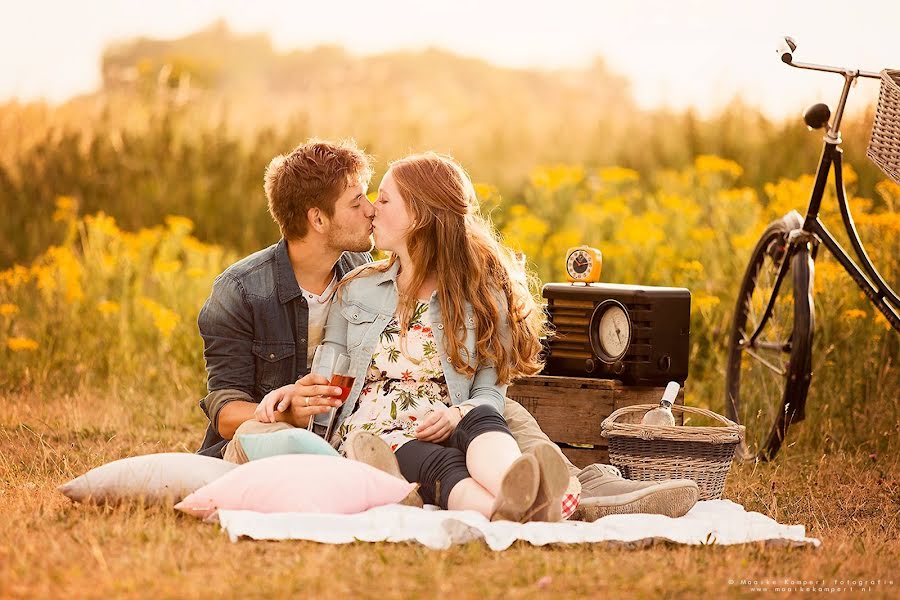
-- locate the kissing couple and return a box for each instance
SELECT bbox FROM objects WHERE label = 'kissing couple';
[196,139,699,522]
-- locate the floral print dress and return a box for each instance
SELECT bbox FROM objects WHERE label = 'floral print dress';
[337,301,452,453]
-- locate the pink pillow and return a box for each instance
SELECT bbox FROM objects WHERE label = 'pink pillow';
[174,454,417,519]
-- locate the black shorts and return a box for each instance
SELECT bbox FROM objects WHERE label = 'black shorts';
[393,403,512,508]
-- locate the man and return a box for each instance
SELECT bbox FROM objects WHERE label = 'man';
[196,138,698,521]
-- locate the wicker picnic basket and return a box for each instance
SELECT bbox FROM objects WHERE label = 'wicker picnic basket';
[867,69,900,185]
[601,405,745,500]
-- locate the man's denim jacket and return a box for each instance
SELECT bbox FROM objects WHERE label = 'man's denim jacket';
[322,259,509,436]
[196,238,370,457]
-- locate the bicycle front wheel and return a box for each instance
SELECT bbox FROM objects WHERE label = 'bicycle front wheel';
[725,210,815,461]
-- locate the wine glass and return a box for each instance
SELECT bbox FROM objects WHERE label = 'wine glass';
[325,353,354,441]
[307,345,336,431]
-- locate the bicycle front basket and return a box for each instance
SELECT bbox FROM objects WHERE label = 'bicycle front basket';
[867,69,900,185]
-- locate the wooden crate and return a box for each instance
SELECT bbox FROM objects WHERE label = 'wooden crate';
[507,375,684,468]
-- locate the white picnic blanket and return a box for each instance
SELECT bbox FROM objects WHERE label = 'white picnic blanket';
[215,500,821,550]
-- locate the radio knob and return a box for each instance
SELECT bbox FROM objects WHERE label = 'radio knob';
[658,355,671,371]
[585,358,596,373]
[613,361,625,374]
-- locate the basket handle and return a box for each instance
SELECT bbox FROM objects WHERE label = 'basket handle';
[602,403,740,429]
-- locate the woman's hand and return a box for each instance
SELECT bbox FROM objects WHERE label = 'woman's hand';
[415,406,462,443]
[255,373,344,425]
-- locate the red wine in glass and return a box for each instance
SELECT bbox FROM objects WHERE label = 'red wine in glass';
[329,374,356,401]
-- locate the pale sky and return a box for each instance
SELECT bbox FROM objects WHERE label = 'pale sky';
[1,0,898,119]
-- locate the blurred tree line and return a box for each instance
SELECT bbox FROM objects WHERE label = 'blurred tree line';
[0,21,887,267]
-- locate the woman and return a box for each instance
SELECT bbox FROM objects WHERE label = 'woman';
[320,152,569,522]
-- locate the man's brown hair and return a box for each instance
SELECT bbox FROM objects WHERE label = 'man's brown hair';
[264,139,374,239]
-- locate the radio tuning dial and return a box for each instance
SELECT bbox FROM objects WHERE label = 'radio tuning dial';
[589,300,633,364]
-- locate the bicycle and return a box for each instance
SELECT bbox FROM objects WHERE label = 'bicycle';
[725,37,900,462]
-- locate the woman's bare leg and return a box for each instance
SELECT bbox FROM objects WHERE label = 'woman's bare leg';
[464,431,522,496]
[447,478,494,517]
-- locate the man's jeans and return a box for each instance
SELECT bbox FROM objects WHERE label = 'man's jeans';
[502,399,581,478]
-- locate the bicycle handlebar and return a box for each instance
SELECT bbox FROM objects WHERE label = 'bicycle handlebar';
[777,36,881,80]
[777,36,883,143]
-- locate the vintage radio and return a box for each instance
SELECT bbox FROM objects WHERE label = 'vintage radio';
[542,282,691,385]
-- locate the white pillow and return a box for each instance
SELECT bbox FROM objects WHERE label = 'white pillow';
[58,452,237,505]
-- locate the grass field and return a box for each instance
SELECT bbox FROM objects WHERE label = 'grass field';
[2,387,898,599]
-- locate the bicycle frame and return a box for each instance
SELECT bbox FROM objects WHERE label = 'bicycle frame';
[748,142,900,347]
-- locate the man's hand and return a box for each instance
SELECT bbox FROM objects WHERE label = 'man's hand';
[255,373,344,425]
[415,406,461,443]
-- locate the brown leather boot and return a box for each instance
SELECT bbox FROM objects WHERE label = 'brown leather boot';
[344,431,424,508]
[489,453,540,522]
[571,464,699,522]
[522,442,570,522]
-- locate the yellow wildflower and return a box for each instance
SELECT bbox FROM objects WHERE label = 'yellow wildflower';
[619,215,664,245]
[855,211,900,233]
[659,193,687,212]
[183,236,213,255]
[597,166,640,185]
[530,165,584,191]
[52,196,78,222]
[677,260,705,275]
[689,227,716,243]
[97,300,121,315]
[693,294,721,313]
[31,264,56,293]
[764,175,815,220]
[600,242,632,258]
[152,260,182,275]
[153,310,179,338]
[508,204,528,218]
[540,229,583,262]
[658,193,700,221]
[7,337,38,352]
[843,309,866,320]
[0,303,18,316]
[600,197,630,217]
[97,252,117,271]
[875,180,900,208]
[164,215,195,233]
[474,183,500,201]
[0,265,30,289]
[719,187,759,205]
[695,155,743,179]
[643,209,666,227]
[84,212,120,238]
[730,232,758,252]
[814,261,844,286]
[45,246,84,303]
[138,297,179,338]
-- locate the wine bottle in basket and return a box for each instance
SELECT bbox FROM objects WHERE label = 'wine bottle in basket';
[640,381,679,426]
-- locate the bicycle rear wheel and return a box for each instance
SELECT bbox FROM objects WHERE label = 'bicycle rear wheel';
[725,210,815,461]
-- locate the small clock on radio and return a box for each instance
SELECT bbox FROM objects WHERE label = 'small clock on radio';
[565,246,603,283]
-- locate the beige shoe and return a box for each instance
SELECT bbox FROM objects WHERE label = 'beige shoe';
[490,453,540,522]
[523,442,570,522]
[344,431,423,508]
[571,464,699,522]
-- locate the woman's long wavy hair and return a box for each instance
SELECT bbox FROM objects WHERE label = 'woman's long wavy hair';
[345,152,547,384]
